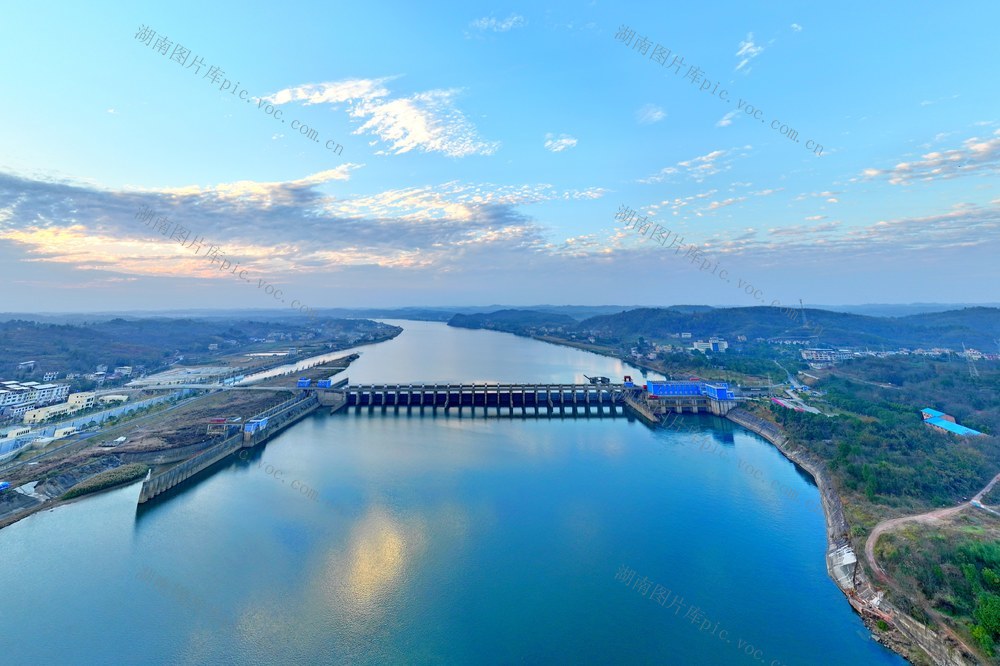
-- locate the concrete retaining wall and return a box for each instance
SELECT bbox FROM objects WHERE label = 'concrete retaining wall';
[137,394,319,503]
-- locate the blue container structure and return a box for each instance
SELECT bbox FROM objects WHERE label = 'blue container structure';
[316,379,333,388]
[0,481,10,493]
[702,383,736,400]
[296,378,312,388]
[244,417,270,434]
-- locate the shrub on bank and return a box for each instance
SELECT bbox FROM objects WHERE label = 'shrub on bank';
[61,464,149,500]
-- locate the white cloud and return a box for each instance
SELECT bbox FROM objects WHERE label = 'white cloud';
[637,104,666,125]
[266,78,499,158]
[328,181,605,221]
[705,197,746,211]
[469,14,525,33]
[265,78,395,106]
[544,133,578,152]
[861,129,1000,185]
[735,33,764,72]
[640,148,741,184]
[795,189,843,202]
[790,23,802,32]
[768,221,840,238]
[918,94,959,107]
[0,170,611,283]
[149,165,362,207]
[352,89,500,157]
[716,111,739,127]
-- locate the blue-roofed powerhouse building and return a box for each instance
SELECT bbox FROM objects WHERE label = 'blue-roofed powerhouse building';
[921,408,985,437]
[646,380,736,400]
[622,379,738,421]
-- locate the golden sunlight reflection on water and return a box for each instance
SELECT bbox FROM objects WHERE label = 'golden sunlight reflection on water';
[323,508,428,612]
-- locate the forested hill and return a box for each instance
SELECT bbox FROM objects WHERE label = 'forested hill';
[448,306,1000,349]
[0,317,397,377]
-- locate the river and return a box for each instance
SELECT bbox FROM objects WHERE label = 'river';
[0,320,906,665]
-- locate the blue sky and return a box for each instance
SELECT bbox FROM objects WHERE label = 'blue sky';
[1,1,998,312]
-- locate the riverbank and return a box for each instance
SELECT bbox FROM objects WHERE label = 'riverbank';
[0,347,366,533]
[527,331,962,664]
[728,407,978,665]
[0,461,145,531]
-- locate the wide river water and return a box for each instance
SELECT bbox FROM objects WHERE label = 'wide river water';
[0,320,906,665]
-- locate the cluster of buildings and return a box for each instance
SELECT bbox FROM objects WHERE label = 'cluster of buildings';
[0,381,71,420]
[801,348,855,364]
[128,366,234,387]
[622,336,731,362]
[86,365,135,384]
[691,337,729,353]
[22,392,127,425]
[0,374,131,425]
[800,346,995,368]
[11,361,142,386]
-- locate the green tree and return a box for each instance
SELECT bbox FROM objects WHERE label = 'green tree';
[974,593,1000,638]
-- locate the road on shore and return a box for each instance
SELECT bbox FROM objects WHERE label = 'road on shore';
[863,469,1000,662]
[865,470,1000,581]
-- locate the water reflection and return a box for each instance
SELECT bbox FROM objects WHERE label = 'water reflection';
[324,508,427,611]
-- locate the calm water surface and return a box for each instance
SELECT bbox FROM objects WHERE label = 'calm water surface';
[0,321,905,665]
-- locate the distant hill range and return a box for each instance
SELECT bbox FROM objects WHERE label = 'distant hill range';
[448,306,1000,350]
[0,317,396,377]
[815,302,1000,317]
[3,303,994,325]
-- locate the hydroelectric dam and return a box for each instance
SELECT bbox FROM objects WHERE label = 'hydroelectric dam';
[135,378,739,504]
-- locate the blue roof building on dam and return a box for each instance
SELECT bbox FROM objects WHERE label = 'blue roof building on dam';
[638,380,738,419]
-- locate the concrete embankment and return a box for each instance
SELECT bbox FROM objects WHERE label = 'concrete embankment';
[726,408,977,666]
[622,392,660,426]
[138,393,320,503]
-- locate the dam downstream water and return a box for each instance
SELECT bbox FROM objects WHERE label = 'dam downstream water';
[0,320,905,665]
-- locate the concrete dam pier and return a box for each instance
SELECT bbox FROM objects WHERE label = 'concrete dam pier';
[330,383,630,417]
